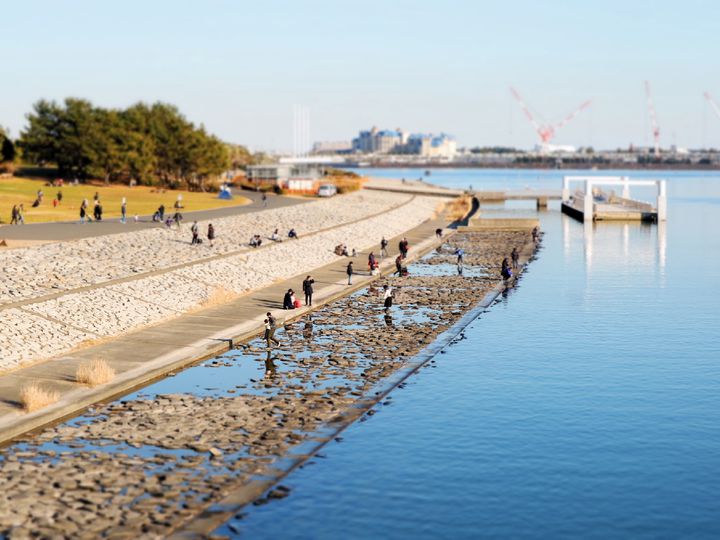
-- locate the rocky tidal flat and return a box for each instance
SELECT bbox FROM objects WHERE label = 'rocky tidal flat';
[0,230,534,539]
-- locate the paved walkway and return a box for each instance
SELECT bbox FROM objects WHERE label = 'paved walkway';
[0,215,451,444]
[0,191,308,242]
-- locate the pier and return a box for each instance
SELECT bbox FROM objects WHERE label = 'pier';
[364,177,561,208]
[561,175,667,222]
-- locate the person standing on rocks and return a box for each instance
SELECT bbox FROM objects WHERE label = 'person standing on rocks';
[302,275,315,306]
[511,247,519,270]
[207,223,215,247]
[265,312,280,347]
[435,228,443,239]
[399,237,409,258]
[382,284,395,312]
[532,226,540,243]
[455,247,464,265]
[501,257,512,281]
[380,236,388,258]
[191,221,200,244]
[346,261,354,285]
[394,254,403,276]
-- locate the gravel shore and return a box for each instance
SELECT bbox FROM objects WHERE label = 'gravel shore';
[0,229,536,539]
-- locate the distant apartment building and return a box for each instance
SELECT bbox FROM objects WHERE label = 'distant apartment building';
[311,140,353,155]
[351,126,456,158]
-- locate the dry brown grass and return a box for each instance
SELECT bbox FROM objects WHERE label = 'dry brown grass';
[446,195,473,220]
[20,383,60,412]
[76,358,116,387]
[201,287,240,308]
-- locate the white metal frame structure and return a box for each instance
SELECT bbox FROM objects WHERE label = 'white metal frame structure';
[562,175,667,221]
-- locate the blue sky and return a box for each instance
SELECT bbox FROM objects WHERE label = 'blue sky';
[2,0,719,150]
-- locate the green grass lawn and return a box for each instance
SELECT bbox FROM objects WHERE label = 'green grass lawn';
[0,177,250,224]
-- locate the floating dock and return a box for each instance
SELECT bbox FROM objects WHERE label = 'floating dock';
[560,176,667,223]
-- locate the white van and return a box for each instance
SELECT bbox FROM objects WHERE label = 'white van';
[317,184,338,197]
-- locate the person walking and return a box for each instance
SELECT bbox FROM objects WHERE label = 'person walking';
[120,198,127,224]
[302,275,315,306]
[57,190,63,204]
[511,247,519,270]
[17,204,24,224]
[207,223,215,247]
[265,312,280,347]
[191,221,199,244]
[380,236,388,258]
[79,201,87,224]
[261,192,268,208]
[435,228,443,239]
[382,284,395,312]
[10,205,17,225]
[455,247,464,265]
[346,261,353,285]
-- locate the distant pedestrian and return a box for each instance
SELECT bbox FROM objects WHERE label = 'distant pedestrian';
[191,221,199,244]
[173,211,183,228]
[380,236,388,258]
[435,228,443,239]
[394,254,403,276]
[93,191,99,202]
[283,289,296,310]
[368,252,377,273]
[207,223,215,247]
[264,314,280,348]
[501,257,512,281]
[17,204,24,224]
[399,237,409,258]
[382,284,395,312]
[346,261,353,285]
[455,247,464,264]
[52,198,58,208]
[532,226,540,243]
[302,275,315,306]
[288,228,298,239]
[10,205,18,225]
[262,192,268,208]
[93,200,102,221]
[79,202,87,224]
[511,247,519,269]
[57,190,63,204]
[121,198,127,223]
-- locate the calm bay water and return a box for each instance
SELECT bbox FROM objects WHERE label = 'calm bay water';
[220,169,720,539]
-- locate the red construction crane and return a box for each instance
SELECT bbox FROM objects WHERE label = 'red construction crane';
[704,92,720,120]
[645,81,660,154]
[509,86,591,149]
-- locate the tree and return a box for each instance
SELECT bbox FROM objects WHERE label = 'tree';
[19,98,232,187]
[0,127,16,163]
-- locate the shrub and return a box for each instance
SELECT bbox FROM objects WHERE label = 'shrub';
[76,358,116,387]
[20,383,60,412]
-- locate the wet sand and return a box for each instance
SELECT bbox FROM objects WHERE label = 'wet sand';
[0,229,536,539]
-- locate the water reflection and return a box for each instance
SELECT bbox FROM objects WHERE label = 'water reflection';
[565,217,667,275]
